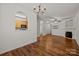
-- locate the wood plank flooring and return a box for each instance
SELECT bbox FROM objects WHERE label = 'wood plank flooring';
[0,34,79,56]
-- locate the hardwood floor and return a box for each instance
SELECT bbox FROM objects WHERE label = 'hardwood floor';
[0,34,79,56]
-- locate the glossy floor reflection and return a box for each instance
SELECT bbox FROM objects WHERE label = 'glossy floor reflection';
[1,34,79,56]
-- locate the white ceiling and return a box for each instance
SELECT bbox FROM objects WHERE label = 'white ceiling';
[2,3,79,17]
[18,3,79,17]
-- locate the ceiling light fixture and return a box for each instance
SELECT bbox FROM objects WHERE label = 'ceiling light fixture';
[33,4,46,15]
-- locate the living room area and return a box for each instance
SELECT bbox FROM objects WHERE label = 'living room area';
[0,3,79,56]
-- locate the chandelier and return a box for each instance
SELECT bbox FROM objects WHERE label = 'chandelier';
[33,4,46,14]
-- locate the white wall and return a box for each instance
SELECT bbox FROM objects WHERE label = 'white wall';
[38,19,65,37]
[0,4,37,53]
[74,10,79,45]
[51,21,65,36]
[37,15,41,36]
